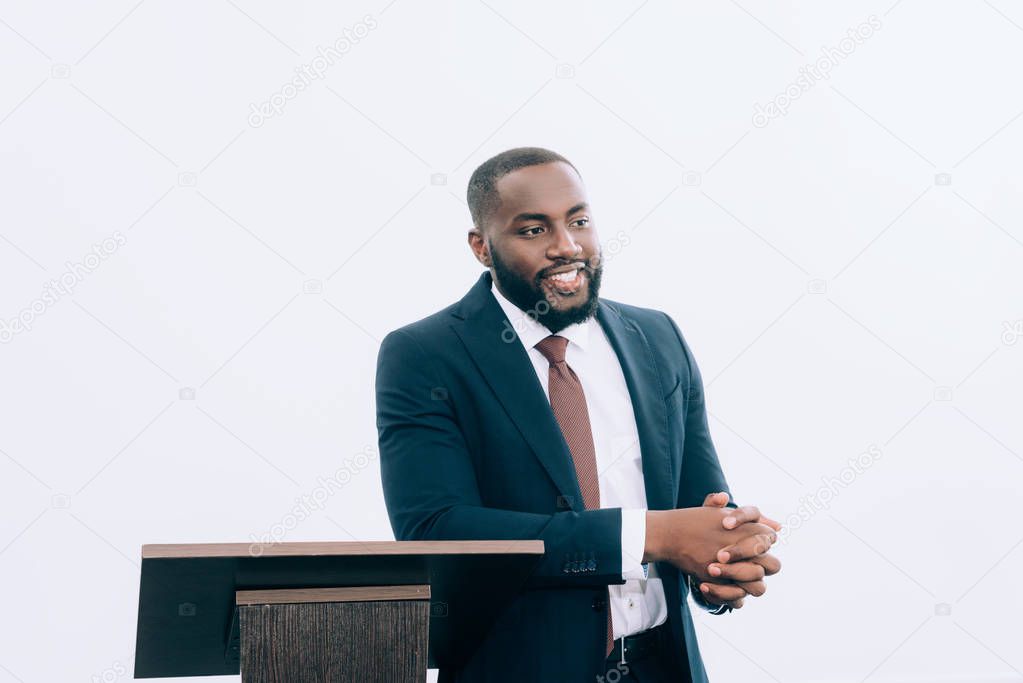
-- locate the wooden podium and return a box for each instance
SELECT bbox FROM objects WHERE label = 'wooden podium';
[133,540,544,681]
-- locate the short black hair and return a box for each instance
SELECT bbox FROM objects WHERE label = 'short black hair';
[466,147,580,231]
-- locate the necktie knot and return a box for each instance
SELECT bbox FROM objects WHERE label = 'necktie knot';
[534,335,568,365]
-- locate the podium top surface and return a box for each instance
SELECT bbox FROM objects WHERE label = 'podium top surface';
[134,539,545,678]
[143,539,543,559]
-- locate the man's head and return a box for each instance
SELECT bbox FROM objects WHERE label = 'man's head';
[467,147,603,334]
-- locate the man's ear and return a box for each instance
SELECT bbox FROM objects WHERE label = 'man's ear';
[468,228,491,267]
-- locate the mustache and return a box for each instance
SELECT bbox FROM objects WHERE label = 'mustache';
[536,258,601,281]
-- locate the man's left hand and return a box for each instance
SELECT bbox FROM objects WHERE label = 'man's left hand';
[696,492,782,609]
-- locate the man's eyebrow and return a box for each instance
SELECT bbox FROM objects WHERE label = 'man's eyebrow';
[509,203,589,224]
[510,211,550,223]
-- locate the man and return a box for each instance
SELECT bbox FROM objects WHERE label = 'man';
[376,147,781,682]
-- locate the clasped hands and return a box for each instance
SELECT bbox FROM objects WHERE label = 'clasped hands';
[643,492,782,610]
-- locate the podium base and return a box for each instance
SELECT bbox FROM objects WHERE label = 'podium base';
[237,585,430,683]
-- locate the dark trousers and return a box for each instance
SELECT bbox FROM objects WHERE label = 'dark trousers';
[599,629,690,683]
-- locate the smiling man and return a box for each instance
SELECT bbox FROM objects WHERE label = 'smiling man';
[376,147,781,683]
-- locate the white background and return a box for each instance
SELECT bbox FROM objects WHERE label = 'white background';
[1,1,1021,681]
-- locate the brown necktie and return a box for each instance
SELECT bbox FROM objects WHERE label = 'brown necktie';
[534,335,614,658]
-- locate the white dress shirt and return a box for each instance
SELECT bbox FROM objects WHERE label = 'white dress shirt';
[490,281,668,639]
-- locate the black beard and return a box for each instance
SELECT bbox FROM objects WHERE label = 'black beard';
[490,247,603,334]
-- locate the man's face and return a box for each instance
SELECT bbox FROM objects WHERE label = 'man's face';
[470,162,603,333]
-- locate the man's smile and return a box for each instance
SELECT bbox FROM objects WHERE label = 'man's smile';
[540,264,588,297]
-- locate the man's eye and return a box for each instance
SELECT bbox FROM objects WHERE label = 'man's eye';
[571,218,590,228]
[521,226,544,236]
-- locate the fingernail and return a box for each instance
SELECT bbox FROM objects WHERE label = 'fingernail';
[724,517,736,528]
[709,565,721,576]
[718,551,730,562]
[701,584,710,592]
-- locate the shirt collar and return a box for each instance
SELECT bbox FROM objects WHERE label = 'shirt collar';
[490,278,591,353]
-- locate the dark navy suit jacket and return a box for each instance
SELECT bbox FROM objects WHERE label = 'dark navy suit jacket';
[376,270,732,682]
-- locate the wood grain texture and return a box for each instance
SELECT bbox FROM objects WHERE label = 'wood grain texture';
[237,585,431,605]
[239,599,429,683]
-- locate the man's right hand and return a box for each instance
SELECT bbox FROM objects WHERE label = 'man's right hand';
[643,507,778,584]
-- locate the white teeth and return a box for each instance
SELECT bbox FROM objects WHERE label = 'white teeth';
[549,270,578,282]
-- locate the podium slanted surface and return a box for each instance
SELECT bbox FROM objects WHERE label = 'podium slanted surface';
[134,539,544,681]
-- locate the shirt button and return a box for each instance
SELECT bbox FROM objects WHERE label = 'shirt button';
[627,599,635,609]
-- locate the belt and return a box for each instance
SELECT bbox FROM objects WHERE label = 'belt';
[607,622,670,665]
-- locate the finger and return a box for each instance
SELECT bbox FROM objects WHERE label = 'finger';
[752,553,782,576]
[722,505,761,529]
[726,597,745,609]
[736,580,767,597]
[702,492,730,508]
[699,582,747,603]
[707,561,765,583]
[717,529,777,563]
[761,515,783,532]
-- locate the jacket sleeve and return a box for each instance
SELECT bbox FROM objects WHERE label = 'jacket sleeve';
[662,313,732,509]
[375,329,626,589]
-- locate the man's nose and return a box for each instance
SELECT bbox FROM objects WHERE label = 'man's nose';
[546,224,581,260]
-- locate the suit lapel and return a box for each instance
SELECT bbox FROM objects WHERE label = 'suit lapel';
[595,300,675,512]
[451,272,584,509]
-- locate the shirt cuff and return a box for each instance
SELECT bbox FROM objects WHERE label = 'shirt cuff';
[620,508,648,580]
